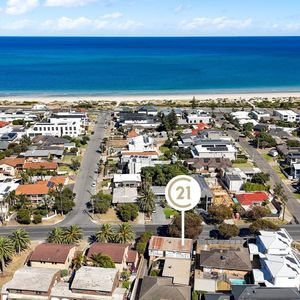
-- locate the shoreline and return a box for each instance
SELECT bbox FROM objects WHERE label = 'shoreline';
[0,90,300,104]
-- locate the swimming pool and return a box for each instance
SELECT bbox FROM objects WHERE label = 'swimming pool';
[229,278,246,285]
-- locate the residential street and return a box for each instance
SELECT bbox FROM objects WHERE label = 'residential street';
[60,111,109,227]
[228,129,300,224]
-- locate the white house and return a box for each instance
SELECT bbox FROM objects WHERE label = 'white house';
[274,110,300,122]
[128,134,156,152]
[251,110,270,121]
[249,229,300,290]
[223,172,244,192]
[187,110,211,124]
[0,111,38,122]
[191,140,237,160]
[113,174,141,188]
[126,156,169,174]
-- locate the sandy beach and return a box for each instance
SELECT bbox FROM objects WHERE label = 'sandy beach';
[0,91,300,105]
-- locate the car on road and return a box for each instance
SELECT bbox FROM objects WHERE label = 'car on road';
[92,182,96,187]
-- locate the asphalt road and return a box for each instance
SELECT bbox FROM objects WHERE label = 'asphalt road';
[59,112,109,227]
[228,129,300,224]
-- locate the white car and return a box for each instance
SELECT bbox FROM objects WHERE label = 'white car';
[92,182,96,187]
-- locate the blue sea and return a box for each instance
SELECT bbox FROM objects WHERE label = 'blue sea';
[1,36,300,95]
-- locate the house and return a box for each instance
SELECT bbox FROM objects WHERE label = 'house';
[27,243,76,270]
[0,111,38,122]
[121,151,159,163]
[292,163,300,179]
[274,110,300,122]
[23,161,58,172]
[162,258,191,285]
[138,105,158,116]
[50,266,126,300]
[234,192,270,210]
[249,229,300,289]
[223,167,261,181]
[0,132,17,142]
[250,110,271,121]
[32,136,71,149]
[128,134,156,152]
[0,157,25,176]
[0,141,10,151]
[192,175,214,210]
[125,156,168,174]
[187,109,211,124]
[1,267,60,300]
[186,158,232,176]
[27,112,88,138]
[151,186,166,202]
[194,240,252,293]
[87,243,138,272]
[118,112,160,128]
[231,285,300,300]
[23,149,64,160]
[127,129,138,139]
[223,173,244,192]
[15,176,67,205]
[113,174,141,188]
[191,140,237,160]
[148,236,193,260]
[138,276,191,300]
[112,187,138,204]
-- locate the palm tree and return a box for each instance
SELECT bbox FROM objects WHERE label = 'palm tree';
[115,223,135,244]
[94,224,116,243]
[63,225,83,244]
[19,171,29,185]
[4,191,16,207]
[47,227,65,244]
[274,183,284,199]
[72,253,87,270]
[10,229,30,253]
[0,237,15,273]
[90,253,115,268]
[138,185,156,218]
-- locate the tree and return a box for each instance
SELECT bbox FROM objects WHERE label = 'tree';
[70,159,81,171]
[33,214,42,224]
[10,229,30,253]
[190,97,197,109]
[16,209,31,224]
[0,237,14,273]
[245,206,270,220]
[47,227,65,244]
[218,223,239,239]
[118,204,139,222]
[115,223,135,244]
[281,193,288,221]
[94,224,115,243]
[273,183,288,221]
[252,173,270,185]
[63,225,83,244]
[72,253,87,270]
[136,231,153,255]
[92,192,112,214]
[51,185,75,215]
[91,253,115,268]
[249,219,279,234]
[208,205,233,224]
[138,185,156,217]
[168,212,203,239]
[243,122,254,133]
[254,132,277,148]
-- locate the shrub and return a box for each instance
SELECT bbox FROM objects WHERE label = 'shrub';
[118,204,139,222]
[218,223,239,239]
[249,219,279,234]
[243,182,270,192]
[208,205,233,224]
[17,209,31,224]
[60,269,69,277]
[245,206,270,220]
[33,214,42,224]
[136,242,147,255]
[150,269,160,276]
[122,280,131,289]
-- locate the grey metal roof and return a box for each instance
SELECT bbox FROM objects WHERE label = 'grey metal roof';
[227,174,243,181]
[151,186,166,196]
[71,266,118,292]
[192,175,213,199]
[23,149,64,157]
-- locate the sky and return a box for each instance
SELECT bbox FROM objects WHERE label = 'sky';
[1,0,300,36]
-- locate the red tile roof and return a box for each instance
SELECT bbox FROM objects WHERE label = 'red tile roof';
[28,243,75,264]
[127,250,138,263]
[23,161,58,170]
[49,176,67,186]
[235,192,269,206]
[0,121,10,128]
[127,130,138,138]
[0,157,25,167]
[16,181,50,196]
[87,243,128,263]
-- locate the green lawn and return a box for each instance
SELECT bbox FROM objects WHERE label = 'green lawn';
[159,146,170,154]
[294,193,300,200]
[262,153,273,162]
[232,161,254,168]
[163,207,179,219]
[273,165,286,180]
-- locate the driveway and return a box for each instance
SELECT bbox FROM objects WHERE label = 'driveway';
[151,205,170,225]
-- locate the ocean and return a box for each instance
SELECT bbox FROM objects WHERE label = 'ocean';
[1,36,300,95]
